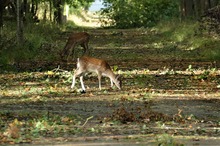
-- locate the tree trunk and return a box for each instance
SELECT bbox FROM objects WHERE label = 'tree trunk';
[0,2,3,34]
[17,0,24,45]
[0,0,11,35]
[49,0,52,21]
[31,0,38,16]
[193,0,200,19]
[180,0,186,20]
[53,0,64,24]
[185,0,194,18]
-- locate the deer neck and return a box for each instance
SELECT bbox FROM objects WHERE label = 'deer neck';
[103,69,116,80]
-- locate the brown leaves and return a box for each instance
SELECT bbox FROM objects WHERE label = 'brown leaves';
[0,119,26,144]
[111,107,136,124]
[4,119,21,139]
[110,105,177,124]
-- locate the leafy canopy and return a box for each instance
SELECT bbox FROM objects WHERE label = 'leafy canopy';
[101,0,179,28]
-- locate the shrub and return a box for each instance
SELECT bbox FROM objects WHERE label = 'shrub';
[101,0,179,28]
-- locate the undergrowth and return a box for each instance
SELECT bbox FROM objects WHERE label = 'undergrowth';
[155,19,220,60]
[1,19,220,72]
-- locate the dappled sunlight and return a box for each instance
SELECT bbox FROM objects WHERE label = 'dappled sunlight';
[0,66,220,144]
[87,28,220,63]
[1,28,220,144]
[1,66,219,104]
[2,0,220,143]
[67,11,102,28]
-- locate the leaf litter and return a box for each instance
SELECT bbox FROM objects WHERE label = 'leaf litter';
[0,29,220,145]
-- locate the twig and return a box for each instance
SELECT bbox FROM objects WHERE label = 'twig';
[82,116,94,127]
[54,65,60,72]
[51,65,69,73]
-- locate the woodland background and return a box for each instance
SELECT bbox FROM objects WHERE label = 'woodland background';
[0,0,220,145]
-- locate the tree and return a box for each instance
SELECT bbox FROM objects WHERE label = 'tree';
[100,0,220,28]
[53,0,64,24]
[101,0,179,28]
[180,0,220,20]
[0,1,4,31]
[17,0,24,45]
[1,0,95,26]
[0,0,11,35]
[53,0,94,24]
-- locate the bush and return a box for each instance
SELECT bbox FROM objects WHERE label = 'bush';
[0,21,62,69]
[101,0,179,28]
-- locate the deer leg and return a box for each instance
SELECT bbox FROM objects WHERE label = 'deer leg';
[85,42,89,54]
[62,43,71,61]
[110,78,114,87]
[68,44,76,60]
[81,43,88,54]
[97,72,102,90]
[79,76,86,92]
[71,69,82,89]
[71,73,76,89]
[113,75,121,90]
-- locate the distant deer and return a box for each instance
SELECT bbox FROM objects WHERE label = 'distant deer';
[61,32,90,61]
[71,56,122,92]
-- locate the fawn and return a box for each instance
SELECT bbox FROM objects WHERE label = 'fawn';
[71,56,122,92]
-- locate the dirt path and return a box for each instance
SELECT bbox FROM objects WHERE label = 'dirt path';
[1,28,220,145]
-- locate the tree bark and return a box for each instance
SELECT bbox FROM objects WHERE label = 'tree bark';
[17,0,24,45]
[53,0,64,24]
[0,2,3,33]
[49,0,52,21]
[180,0,186,20]
[181,0,194,18]
[0,0,11,35]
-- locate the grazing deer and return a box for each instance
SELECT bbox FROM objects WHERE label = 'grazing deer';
[61,32,90,61]
[71,56,122,92]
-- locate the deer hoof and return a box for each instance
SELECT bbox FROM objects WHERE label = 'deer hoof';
[80,90,86,94]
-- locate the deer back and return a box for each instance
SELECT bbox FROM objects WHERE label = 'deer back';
[78,56,111,73]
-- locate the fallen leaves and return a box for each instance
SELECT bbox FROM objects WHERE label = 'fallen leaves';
[0,65,220,144]
[111,107,136,124]
[108,104,185,125]
[4,119,21,139]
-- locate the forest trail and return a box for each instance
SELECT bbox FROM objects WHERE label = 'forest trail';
[67,11,102,27]
[1,28,220,145]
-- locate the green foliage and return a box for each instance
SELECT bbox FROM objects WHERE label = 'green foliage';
[63,20,78,30]
[154,20,220,61]
[0,111,81,143]
[0,21,62,69]
[200,41,220,60]
[65,0,94,10]
[101,0,179,28]
[156,134,184,146]
[155,20,198,42]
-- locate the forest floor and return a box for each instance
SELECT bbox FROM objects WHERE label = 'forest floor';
[1,26,220,145]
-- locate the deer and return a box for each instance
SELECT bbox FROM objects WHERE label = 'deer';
[71,56,122,93]
[61,32,90,61]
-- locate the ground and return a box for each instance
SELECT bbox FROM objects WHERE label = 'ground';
[0,27,220,145]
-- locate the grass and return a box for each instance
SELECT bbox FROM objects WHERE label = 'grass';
[0,21,63,69]
[156,134,184,146]
[0,110,82,143]
[153,19,220,61]
[1,19,220,72]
